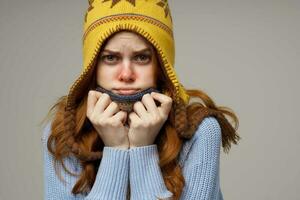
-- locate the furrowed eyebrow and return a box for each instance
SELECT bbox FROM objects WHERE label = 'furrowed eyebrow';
[102,47,152,55]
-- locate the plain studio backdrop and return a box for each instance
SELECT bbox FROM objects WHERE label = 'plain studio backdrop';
[0,0,299,199]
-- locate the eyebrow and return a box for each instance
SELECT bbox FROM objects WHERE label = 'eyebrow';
[102,47,152,55]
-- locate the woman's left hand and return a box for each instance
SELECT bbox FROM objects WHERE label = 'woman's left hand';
[128,92,173,147]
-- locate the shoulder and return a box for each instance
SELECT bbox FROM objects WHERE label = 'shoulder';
[178,116,222,167]
[193,116,222,142]
[185,116,222,145]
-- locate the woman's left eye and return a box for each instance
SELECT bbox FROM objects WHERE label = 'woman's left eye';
[134,54,151,63]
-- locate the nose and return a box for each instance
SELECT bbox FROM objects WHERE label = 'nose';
[118,61,136,82]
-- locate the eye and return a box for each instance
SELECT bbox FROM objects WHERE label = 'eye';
[100,55,119,64]
[134,54,151,64]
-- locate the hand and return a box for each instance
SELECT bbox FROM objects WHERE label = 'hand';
[128,92,173,147]
[86,90,130,150]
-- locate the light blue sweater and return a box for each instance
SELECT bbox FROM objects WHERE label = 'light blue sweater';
[42,116,224,200]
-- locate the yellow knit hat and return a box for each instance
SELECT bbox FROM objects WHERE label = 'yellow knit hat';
[66,0,190,111]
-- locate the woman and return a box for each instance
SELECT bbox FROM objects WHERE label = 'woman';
[41,1,240,199]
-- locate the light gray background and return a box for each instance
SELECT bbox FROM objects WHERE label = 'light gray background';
[0,0,299,199]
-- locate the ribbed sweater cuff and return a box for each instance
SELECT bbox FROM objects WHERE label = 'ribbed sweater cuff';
[85,147,129,200]
[129,145,173,200]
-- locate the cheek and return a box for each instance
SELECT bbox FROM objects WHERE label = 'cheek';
[137,67,156,83]
[97,65,114,84]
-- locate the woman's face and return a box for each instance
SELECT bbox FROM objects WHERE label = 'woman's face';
[96,31,158,95]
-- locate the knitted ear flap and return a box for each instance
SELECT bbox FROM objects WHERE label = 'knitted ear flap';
[173,98,189,138]
[154,52,189,139]
[64,106,102,161]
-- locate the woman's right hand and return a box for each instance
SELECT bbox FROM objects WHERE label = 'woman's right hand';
[86,90,129,150]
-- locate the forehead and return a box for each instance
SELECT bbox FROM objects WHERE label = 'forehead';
[103,31,154,50]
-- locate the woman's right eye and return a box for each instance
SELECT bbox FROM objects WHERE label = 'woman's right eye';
[101,55,119,63]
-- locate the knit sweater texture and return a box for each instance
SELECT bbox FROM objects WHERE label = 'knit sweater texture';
[41,116,224,200]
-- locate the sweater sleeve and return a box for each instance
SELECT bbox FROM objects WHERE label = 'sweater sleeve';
[129,145,173,200]
[179,116,224,200]
[41,122,130,200]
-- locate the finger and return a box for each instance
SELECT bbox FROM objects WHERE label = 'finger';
[111,110,127,125]
[87,90,102,117]
[150,92,173,116]
[94,93,112,114]
[128,111,142,126]
[141,93,160,117]
[133,101,148,119]
[102,101,120,118]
